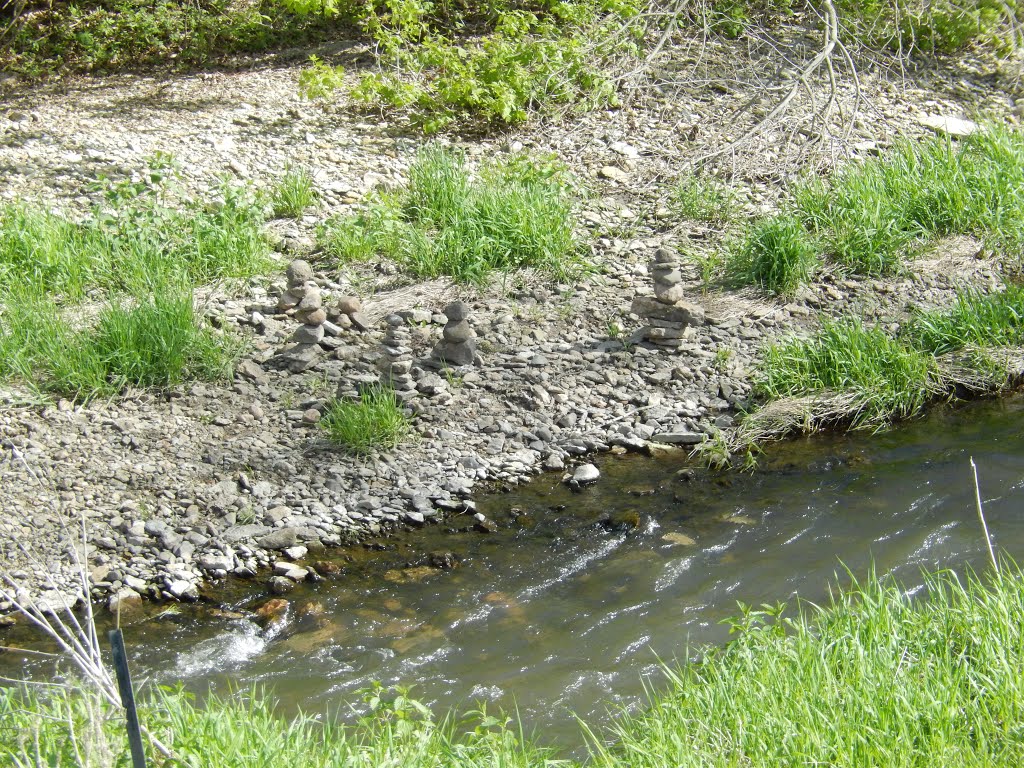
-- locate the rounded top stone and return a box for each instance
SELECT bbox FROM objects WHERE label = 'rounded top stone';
[337,295,362,315]
[444,301,471,321]
[286,260,315,286]
[385,314,405,327]
[653,248,676,265]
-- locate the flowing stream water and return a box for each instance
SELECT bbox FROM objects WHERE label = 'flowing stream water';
[4,396,1024,747]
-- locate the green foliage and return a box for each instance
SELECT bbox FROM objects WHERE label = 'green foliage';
[757,319,938,428]
[727,215,819,295]
[0,285,239,401]
[271,165,319,219]
[321,144,579,283]
[836,0,1016,55]
[304,0,643,131]
[2,0,353,77]
[7,568,1024,766]
[322,385,411,454]
[796,125,1024,275]
[0,161,270,299]
[595,566,1024,767]
[671,175,737,224]
[298,55,347,100]
[902,286,1024,355]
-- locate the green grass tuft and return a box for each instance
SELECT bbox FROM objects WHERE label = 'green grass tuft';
[321,385,411,454]
[903,286,1024,355]
[727,215,819,296]
[756,318,937,428]
[671,174,737,224]
[0,286,239,401]
[271,165,319,219]
[321,145,579,283]
[595,566,1024,767]
[797,125,1024,275]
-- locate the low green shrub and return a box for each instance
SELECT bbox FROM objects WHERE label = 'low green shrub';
[271,165,319,219]
[836,0,1016,55]
[300,0,643,131]
[727,215,819,295]
[321,144,579,283]
[756,318,937,428]
[322,385,411,454]
[671,175,737,224]
[2,0,353,77]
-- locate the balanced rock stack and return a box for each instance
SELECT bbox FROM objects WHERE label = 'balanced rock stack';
[271,260,325,372]
[431,301,477,367]
[630,248,705,348]
[279,260,326,345]
[380,315,418,400]
[336,294,372,333]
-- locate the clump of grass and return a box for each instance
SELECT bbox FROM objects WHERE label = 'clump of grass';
[0,286,239,401]
[0,174,270,298]
[320,145,579,284]
[597,566,1024,768]
[903,286,1024,355]
[671,175,736,224]
[321,386,411,454]
[795,125,1024,275]
[757,318,937,428]
[727,215,819,296]
[271,165,319,219]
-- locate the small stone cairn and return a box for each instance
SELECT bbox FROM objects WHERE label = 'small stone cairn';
[630,248,705,348]
[379,314,417,401]
[279,260,326,344]
[431,301,477,367]
[271,260,326,372]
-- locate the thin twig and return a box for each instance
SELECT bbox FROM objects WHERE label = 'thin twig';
[969,457,999,575]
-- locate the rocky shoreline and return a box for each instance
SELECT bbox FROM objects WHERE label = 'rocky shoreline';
[0,43,1020,618]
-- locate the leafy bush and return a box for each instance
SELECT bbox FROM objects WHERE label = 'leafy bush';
[727,216,819,295]
[321,144,579,283]
[836,0,1015,55]
[300,0,643,131]
[2,0,355,77]
[321,385,411,454]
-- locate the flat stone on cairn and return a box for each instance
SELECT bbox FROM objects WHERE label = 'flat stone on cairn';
[431,301,477,367]
[630,248,705,348]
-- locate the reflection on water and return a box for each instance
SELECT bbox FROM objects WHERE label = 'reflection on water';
[4,396,1024,747]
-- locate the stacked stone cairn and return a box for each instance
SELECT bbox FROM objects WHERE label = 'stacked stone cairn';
[431,301,477,367]
[630,248,705,347]
[380,314,418,401]
[271,260,328,372]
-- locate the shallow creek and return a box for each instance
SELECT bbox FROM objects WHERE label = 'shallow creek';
[4,396,1024,747]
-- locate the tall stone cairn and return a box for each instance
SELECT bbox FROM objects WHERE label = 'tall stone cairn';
[431,301,477,367]
[630,248,705,348]
[380,314,418,401]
